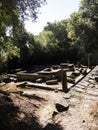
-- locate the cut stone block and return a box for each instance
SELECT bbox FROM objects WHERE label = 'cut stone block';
[17,72,39,81]
[26,82,55,90]
[60,63,74,71]
[46,79,58,85]
[38,69,61,81]
[60,63,69,69]
[63,93,71,99]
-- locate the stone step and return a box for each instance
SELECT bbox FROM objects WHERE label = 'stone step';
[73,87,85,93]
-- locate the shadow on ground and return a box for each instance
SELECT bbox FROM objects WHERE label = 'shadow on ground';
[0,90,63,130]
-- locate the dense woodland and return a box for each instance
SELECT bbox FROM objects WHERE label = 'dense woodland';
[0,0,98,73]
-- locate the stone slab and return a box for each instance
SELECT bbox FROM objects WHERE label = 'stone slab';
[75,84,85,89]
[73,87,84,93]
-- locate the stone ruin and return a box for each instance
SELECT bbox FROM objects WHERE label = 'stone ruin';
[17,63,90,80]
[0,63,88,91]
[0,63,92,92]
[0,64,98,129]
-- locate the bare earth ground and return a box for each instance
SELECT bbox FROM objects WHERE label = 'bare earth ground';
[0,66,98,130]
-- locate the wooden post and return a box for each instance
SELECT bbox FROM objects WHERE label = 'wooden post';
[61,69,68,92]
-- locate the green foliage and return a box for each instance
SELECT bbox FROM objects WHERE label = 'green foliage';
[35,20,70,63]
[44,21,68,45]
[1,0,46,22]
[36,30,57,47]
[66,0,98,64]
[0,0,98,72]
[18,32,35,66]
[0,0,46,72]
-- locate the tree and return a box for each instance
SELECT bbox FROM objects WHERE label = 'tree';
[36,30,56,47]
[35,20,70,64]
[17,31,36,67]
[66,0,98,64]
[44,20,69,46]
[1,0,46,38]
[0,0,46,72]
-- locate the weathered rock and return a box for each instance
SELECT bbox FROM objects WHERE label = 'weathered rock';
[72,70,80,76]
[60,63,69,69]
[88,79,95,84]
[68,64,75,71]
[80,81,89,87]
[67,77,75,84]
[81,68,87,75]
[7,74,17,78]
[63,93,71,99]
[87,89,98,96]
[16,82,27,88]
[75,84,85,89]
[52,111,58,117]
[36,78,43,83]
[0,82,6,87]
[9,77,17,82]
[89,84,94,88]
[78,68,83,73]
[55,99,69,112]
[52,65,60,70]
[74,87,84,93]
